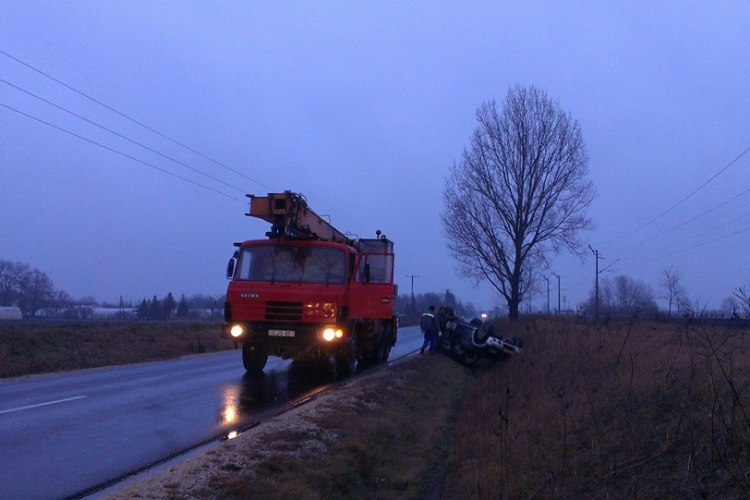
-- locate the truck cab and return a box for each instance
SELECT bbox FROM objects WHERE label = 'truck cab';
[222,192,397,376]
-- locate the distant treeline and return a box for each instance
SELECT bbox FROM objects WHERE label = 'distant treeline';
[2,259,493,323]
[394,289,498,326]
[0,258,224,320]
[133,293,225,321]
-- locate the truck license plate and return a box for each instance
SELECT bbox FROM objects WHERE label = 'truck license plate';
[268,329,295,337]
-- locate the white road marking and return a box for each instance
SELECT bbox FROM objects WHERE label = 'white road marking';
[0,395,87,415]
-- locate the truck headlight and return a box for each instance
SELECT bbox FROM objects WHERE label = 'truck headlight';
[322,327,343,342]
[230,325,244,338]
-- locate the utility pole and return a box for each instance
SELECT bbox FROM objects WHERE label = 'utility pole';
[405,274,419,315]
[544,276,550,314]
[552,272,561,314]
[405,274,419,298]
[589,246,602,320]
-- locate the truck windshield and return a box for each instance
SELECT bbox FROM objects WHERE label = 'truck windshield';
[237,245,347,284]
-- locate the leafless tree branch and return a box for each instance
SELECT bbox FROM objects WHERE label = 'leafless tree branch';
[443,85,595,319]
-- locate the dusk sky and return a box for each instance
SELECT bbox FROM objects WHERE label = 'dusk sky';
[1,2,749,313]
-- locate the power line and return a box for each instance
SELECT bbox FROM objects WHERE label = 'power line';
[611,185,750,255]
[0,77,247,195]
[0,101,246,204]
[599,144,750,245]
[625,224,750,271]
[559,221,750,303]
[0,48,273,191]
[617,210,750,265]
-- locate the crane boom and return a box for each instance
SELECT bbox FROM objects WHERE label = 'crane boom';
[247,191,350,245]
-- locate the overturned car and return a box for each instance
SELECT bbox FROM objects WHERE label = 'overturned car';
[437,317,523,367]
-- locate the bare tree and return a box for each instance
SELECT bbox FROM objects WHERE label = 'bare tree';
[442,85,595,320]
[18,268,55,317]
[585,274,657,316]
[613,275,657,314]
[659,267,687,317]
[722,296,742,319]
[0,260,30,306]
[733,286,750,319]
[50,289,73,317]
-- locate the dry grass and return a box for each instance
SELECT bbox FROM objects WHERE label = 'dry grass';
[0,321,233,378]
[444,317,750,499]
[208,356,470,500]
[109,354,473,500]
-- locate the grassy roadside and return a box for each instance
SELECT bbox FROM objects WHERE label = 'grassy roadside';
[445,317,750,499]
[217,356,472,500]
[0,321,233,378]
[109,354,474,500]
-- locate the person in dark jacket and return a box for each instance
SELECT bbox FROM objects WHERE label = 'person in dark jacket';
[420,305,440,354]
[435,306,447,352]
[437,306,447,334]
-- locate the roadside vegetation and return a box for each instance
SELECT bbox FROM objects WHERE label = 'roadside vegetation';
[0,321,232,378]
[4,317,750,498]
[213,356,470,500]
[446,317,750,499]
[110,354,473,500]
[110,316,750,499]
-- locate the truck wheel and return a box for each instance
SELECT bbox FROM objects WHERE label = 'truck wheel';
[242,343,268,373]
[335,338,356,377]
[378,324,393,363]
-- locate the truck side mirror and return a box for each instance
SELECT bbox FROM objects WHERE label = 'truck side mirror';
[227,252,237,280]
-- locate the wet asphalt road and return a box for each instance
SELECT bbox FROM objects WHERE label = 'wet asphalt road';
[0,325,421,500]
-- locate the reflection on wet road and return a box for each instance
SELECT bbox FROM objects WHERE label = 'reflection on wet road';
[220,354,387,433]
[220,359,337,426]
[0,326,421,500]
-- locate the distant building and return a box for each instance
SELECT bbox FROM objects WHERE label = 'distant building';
[0,307,22,320]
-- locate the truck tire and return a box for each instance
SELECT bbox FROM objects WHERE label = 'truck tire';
[378,323,393,363]
[335,338,357,377]
[242,343,268,373]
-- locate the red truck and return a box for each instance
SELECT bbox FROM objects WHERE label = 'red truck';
[222,191,397,375]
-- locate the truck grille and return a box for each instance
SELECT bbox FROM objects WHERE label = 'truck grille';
[265,301,303,321]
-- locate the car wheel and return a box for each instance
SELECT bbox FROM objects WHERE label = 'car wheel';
[473,322,494,345]
[462,351,479,366]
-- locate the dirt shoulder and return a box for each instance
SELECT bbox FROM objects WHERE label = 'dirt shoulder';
[106,354,473,500]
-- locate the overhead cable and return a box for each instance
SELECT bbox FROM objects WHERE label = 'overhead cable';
[0,77,247,195]
[611,185,750,255]
[0,48,273,191]
[0,101,245,204]
[599,144,750,245]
